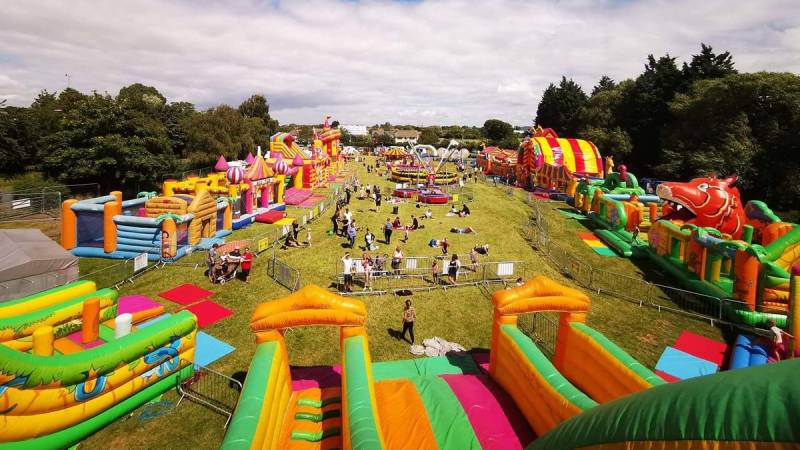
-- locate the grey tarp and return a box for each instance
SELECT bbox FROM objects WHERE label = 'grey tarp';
[0,229,79,302]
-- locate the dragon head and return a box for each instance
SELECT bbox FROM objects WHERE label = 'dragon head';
[656,175,746,239]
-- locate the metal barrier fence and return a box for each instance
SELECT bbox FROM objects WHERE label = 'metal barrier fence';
[524,199,767,329]
[266,251,301,292]
[177,364,242,428]
[333,256,525,295]
[517,312,559,358]
[0,191,62,222]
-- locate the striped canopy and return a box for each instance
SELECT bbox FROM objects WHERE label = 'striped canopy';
[530,137,603,176]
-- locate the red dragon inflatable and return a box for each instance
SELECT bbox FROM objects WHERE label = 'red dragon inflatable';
[656,175,746,239]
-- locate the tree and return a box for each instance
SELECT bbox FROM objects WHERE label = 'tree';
[418,127,440,146]
[682,43,737,83]
[534,76,588,136]
[184,105,268,165]
[577,80,634,160]
[238,94,279,136]
[661,72,800,212]
[482,119,515,147]
[592,75,617,96]
[165,101,195,158]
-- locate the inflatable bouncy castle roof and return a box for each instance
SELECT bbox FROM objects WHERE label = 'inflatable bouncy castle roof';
[520,136,604,177]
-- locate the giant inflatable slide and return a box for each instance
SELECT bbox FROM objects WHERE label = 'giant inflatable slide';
[222,279,798,449]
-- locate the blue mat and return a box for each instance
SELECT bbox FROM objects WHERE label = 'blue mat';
[655,346,718,380]
[195,331,235,367]
[138,314,234,367]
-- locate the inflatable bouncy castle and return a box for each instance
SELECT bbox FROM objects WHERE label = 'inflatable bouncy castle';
[61,190,232,261]
[0,281,197,449]
[516,127,604,192]
[221,278,798,449]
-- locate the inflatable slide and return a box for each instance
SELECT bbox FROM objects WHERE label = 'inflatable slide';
[0,281,198,450]
[219,278,797,449]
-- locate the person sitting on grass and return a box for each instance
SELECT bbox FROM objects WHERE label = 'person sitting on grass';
[393,216,402,229]
[283,232,302,249]
[423,208,433,219]
[459,203,471,217]
[473,243,490,255]
[410,215,420,230]
[450,204,459,215]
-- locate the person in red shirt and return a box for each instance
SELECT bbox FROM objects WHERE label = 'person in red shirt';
[240,247,254,283]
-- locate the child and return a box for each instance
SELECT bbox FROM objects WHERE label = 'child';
[240,247,254,283]
[306,228,312,247]
[431,258,440,285]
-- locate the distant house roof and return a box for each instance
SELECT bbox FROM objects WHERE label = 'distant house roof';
[394,129,421,139]
[371,127,395,137]
[341,125,368,136]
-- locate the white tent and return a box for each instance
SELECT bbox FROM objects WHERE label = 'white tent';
[0,229,79,302]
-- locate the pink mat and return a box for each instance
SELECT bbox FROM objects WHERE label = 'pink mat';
[284,188,314,205]
[673,331,727,367]
[442,374,535,449]
[118,295,162,315]
[67,331,104,350]
[298,195,326,208]
[290,365,342,391]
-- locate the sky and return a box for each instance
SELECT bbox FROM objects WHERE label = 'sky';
[1,0,798,126]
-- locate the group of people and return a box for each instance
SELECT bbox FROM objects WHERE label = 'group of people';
[341,250,394,292]
[206,243,254,284]
[449,203,471,217]
[282,220,311,249]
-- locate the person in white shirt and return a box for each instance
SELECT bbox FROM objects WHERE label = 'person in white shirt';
[344,208,353,226]
[767,319,793,361]
[342,253,354,292]
[423,208,433,219]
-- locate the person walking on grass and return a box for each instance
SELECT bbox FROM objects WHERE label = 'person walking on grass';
[401,299,416,344]
[431,258,441,285]
[383,218,393,244]
[362,253,373,291]
[342,252,354,292]
[347,220,357,249]
[448,254,460,284]
[331,210,340,236]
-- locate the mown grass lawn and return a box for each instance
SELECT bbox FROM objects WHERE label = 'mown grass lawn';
[79,157,722,450]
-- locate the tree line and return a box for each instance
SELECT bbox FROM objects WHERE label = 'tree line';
[0,84,279,194]
[534,44,800,215]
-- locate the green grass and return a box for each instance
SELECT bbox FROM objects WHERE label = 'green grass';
[74,158,722,450]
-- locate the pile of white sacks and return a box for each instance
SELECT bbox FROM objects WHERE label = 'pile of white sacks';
[409,337,466,357]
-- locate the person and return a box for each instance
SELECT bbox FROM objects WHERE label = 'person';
[450,204,459,215]
[423,208,432,219]
[448,254,460,284]
[306,228,312,247]
[460,203,471,217]
[383,218,393,244]
[766,319,792,361]
[515,277,524,287]
[431,258,440,285]
[240,247,254,283]
[375,186,382,210]
[347,220,357,249]
[391,246,403,278]
[292,220,300,241]
[344,208,353,227]
[401,299,416,344]
[206,243,220,281]
[459,177,465,189]
[345,185,352,204]
[474,243,489,255]
[374,253,387,276]
[441,238,449,255]
[342,253,354,292]
[366,184,372,196]
[632,226,641,244]
[392,216,402,228]
[284,232,301,248]
[410,215,419,230]
[365,228,376,251]
[402,227,409,243]
[331,210,340,236]
[468,247,478,270]
[361,253,373,291]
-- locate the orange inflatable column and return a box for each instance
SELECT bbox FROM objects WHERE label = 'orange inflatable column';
[223,201,233,230]
[103,201,118,253]
[489,312,517,377]
[61,199,78,250]
[82,297,100,343]
[649,203,658,222]
[553,311,587,371]
[733,250,760,310]
[33,326,55,356]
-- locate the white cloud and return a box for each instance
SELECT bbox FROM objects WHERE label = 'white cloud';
[1,0,798,125]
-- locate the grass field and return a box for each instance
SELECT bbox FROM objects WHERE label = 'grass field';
[75,157,723,450]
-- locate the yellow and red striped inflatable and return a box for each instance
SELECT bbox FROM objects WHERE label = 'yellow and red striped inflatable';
[530,137,604,177]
